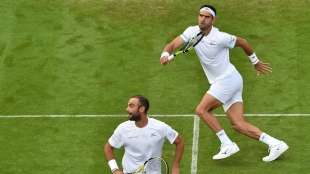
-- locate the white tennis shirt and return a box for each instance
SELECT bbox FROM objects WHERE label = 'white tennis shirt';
[180,25,239,84]
[108,117,178,173]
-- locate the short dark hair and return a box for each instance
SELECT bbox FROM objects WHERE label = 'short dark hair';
[199,4,217,16]
[131,95,150,113]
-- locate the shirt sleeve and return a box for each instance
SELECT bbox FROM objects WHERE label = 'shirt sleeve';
[108,126,124,149]
[180,26,196,43]
[164,124,179,144]
[219,32,237,48]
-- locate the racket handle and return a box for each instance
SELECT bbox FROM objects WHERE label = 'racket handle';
[168,54,175,60]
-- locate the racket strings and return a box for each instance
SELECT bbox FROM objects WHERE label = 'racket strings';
[144,158,168,174]
[182,31,204,53]
[192,32,204,47]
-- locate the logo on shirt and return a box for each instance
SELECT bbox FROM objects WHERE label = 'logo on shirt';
[150,133,157,137]
[168,132,176,138]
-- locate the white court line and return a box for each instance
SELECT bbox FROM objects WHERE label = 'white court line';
[191,116,200,174]
[0,114,310,118]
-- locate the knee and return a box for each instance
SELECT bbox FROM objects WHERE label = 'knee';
[195,105,212,117]
[195,107,204,117]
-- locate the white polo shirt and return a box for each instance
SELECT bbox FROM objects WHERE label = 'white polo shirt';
[181,25,238,84]
[108,117,178,173]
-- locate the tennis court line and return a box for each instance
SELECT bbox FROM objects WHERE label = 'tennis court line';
[0,114,310,118]
[191,116,200,174]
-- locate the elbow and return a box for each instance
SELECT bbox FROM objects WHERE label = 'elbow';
[104,143,112,158]
[175,135,185,149]
[173,135,184,163]
[104,143,112,152]
[103,143,108,154]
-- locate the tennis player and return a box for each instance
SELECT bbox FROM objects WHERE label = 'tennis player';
[160,5,288,162]
[104,95,184,174]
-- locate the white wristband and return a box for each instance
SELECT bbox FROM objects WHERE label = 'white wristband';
[108,159,119,172]
[160,51,170,58]
[248,53,259,65]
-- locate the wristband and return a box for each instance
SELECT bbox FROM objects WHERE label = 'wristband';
[160,51,170,58]
[248,53,259,65]
[108,159,119,172]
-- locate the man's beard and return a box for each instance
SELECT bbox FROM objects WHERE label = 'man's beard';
[199,23,211,31]
[199,24,207,31]
[128,112,141,121]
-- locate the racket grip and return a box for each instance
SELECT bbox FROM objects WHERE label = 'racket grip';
[168,54,175,60]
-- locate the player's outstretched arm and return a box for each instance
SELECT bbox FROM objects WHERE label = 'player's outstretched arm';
[235,37,272,75]
[160,37,184,65]
[104,143,124,174]
[171,135,184,174]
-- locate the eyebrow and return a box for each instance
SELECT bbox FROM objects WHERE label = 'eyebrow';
[199,13,212,17]
[128,103,135,106]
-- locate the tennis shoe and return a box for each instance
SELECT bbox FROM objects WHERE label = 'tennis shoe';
[212,142,240,160]
[262,141,289,162]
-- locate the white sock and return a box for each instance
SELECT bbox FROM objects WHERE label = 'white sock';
[259,132,281,146]
[216,130,233,145]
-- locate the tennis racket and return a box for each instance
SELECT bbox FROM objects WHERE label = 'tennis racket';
[168,31,204,60]
[132,157,169,174]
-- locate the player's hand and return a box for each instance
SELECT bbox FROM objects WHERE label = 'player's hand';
[160,56,170,65]
[254,61,272,76]
[112,169,124,174]
[160,51,172,65]
[171,162,180,174]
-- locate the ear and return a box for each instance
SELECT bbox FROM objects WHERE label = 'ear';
[212,16,216,24]
[138,106,145,113]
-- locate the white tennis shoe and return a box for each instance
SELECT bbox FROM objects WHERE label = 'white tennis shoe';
[262,141,289,162]
[212,142,240,160]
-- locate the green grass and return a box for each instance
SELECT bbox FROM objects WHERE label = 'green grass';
[0,0,310,173]
[198,116,310,174]
[1,116,309,173]
[1,0,310,114]
[0,116,194,174]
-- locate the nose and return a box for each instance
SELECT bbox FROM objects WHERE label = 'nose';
[199,17,205,23]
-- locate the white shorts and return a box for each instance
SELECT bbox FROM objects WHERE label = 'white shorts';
[207,72,243,112]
